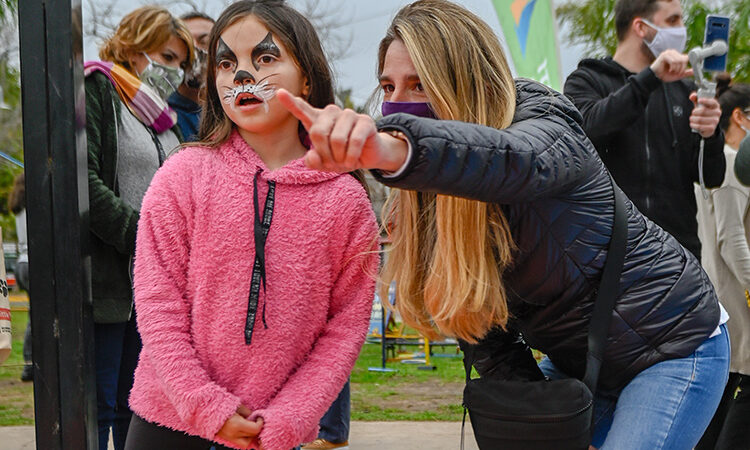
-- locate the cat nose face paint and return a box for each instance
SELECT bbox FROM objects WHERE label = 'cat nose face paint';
[216,32,281,114]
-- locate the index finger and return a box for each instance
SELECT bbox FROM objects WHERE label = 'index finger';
[696,96,719,109]
[277,88,318,130]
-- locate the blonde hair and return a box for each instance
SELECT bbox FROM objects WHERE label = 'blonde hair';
[99,6,194,75]
[378,0,517,343]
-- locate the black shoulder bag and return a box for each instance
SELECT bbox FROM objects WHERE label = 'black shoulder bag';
[462,182,628,450]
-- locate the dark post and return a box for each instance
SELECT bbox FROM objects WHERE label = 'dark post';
[17,0,96,448]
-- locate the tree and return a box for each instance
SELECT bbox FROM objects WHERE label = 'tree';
[83,0,354,61]
[556,0,750,82]
[0,0,16,22]
[0,0,23,240]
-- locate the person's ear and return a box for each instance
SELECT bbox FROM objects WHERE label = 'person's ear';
[732,107,745,126]
[633,18,650,40]
[301,77,310,99]
[126,49,145,74]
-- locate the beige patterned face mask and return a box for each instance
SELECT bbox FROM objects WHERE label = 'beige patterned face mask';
[139,53,185,101]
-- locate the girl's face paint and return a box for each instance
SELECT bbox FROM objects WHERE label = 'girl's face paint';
[251,33,281,71]
[215,15,308,137]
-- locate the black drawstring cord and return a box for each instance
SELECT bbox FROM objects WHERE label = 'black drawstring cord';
[245,170,275,344]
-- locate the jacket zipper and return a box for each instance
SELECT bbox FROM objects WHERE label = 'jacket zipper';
[464,399,592,423]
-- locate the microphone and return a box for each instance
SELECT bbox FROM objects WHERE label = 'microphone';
[734,134,750,186]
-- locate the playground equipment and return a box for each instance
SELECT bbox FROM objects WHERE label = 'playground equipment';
[367,284,459,372]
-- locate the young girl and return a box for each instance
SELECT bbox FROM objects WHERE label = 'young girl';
[125,2,378,449]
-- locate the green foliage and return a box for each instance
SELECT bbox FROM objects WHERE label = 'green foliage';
[555,0,750,82]
[0,64,24,242]
[0,0,22,241]
[555,0,618,57]
[0,0,17,22]
[722,0,750,82]
[336,87,365,114]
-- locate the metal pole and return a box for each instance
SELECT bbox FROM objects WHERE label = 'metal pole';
[18,0,96,448]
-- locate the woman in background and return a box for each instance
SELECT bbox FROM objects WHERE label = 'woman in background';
[84,6,193,449]
[695,73,750,449]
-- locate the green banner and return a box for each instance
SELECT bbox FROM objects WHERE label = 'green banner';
[492,0,562,90]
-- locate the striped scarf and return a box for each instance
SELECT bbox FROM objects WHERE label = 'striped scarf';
[84,61,177,133]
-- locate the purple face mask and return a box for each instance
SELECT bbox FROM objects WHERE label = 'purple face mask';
[381,101,437,119]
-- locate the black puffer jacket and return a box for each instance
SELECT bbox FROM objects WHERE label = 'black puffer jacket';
[374,79,720,391]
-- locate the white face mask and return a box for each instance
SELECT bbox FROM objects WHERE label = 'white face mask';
[641,18,687,57]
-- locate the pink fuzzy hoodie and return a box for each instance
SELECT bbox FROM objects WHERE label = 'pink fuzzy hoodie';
[129,130,378,450]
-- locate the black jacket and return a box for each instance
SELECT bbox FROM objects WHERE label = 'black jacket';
[374,79,720,391]
[564,58,725,259]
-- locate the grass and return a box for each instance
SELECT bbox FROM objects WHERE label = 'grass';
[0,310,469,425]
[350,339,467,421]
[0,309,34,426]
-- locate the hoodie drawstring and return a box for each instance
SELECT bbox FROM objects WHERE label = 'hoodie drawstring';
[245,170,276,345]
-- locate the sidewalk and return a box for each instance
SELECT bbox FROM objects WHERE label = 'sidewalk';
[0,422,479,449]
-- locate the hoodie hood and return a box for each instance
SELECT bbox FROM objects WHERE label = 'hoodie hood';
[577,57,632,77]
[220,129,343,185]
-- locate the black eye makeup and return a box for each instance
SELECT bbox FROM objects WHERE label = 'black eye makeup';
[216,37,238,71]
[251,32,281,71]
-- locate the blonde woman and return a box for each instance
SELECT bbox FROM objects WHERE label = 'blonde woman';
[85,6,193,450]
[695,75,750,449]
[278,1,729,448]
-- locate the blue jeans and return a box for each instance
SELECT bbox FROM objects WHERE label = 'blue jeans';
[539,325,730,449]
[95,314,142,450]
[318,381,350,443]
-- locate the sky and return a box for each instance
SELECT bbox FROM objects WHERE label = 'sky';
[82,0,587,107]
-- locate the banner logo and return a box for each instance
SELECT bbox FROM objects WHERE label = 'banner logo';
[511,0,537,56]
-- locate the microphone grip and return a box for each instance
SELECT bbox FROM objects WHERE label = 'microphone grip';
[693,81,717,134]
[697,82,716,99]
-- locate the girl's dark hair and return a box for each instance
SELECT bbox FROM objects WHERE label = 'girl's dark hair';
[8,172,25,214]
[198,0,334,147]
[716,73,750,132]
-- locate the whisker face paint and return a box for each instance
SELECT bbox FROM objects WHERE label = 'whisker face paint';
[222,76,277,113]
